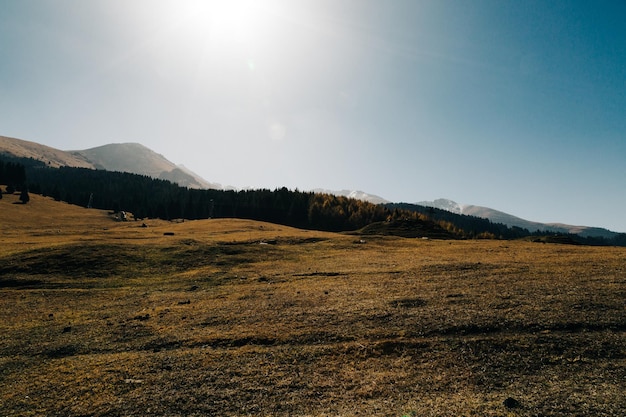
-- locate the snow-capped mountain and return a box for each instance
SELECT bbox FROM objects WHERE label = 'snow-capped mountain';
[417,198,462,214]
[418,198,619,239]
[312,189,390,205]
[2,134,620,238]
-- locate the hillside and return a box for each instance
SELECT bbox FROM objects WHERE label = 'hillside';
[72,143,219,189]
[3,157,405,234]
[0,135,93,168]
[5,153,626,245]
[0,135,217,190]
[420,198,620,239]
[358,218,457,239]
[462,205,620,239]
[312,188,390,205]
[1,193,625,415]
[2,134,623,242]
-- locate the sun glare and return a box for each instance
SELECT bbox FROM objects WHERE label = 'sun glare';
[182,0,269,47]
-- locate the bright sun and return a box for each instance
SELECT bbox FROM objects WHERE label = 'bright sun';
[181,0,270,47]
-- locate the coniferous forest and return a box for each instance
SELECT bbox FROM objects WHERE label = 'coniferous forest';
[2,156,393,232]
[2,155,626,245]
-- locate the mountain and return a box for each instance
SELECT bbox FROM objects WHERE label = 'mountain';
[71,143,220,189]
[416,198,462,214]
[312,189,390,205]
[2,134,619,238]
[418,198,619,239]
[0,135,93,168]
[0,135,218,190]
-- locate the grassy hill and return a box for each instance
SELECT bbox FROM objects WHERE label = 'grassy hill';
[0,135,216,189]
[0,135,93,168]
[357,218,458,239]
[1,194,625,416]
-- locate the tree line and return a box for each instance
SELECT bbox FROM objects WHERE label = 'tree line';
[0,160,27,189]
[3,154,625,245]
[385,203,532,239]
[386,202,626,246]
[2,156,394,232]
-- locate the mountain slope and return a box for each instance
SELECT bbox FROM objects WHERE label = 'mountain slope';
[461,205,548,232]
[417,198,462,214]
[419,198,619,238]
[1,135,218,190]
[312,189,390,205]
[72,143,219,189]
[71,143,173,176]
[0,135,93,168]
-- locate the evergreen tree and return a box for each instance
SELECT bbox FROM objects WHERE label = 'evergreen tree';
[19,188,30,204]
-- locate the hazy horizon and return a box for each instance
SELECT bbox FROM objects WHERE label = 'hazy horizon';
[1,1,625,232]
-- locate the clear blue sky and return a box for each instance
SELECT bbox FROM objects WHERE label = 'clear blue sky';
[1,0,625,232]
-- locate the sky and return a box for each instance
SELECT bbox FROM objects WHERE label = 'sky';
[1,0,625,232]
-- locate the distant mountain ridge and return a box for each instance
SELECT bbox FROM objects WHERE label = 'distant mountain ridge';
[0,135,218,190]
[418,198,619,239]
[71,143,221,189]
[0,135,93,168]
[1,134,620,238]
[312,189,390,205]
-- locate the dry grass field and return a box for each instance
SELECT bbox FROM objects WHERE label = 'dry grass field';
[1,192,625,416]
